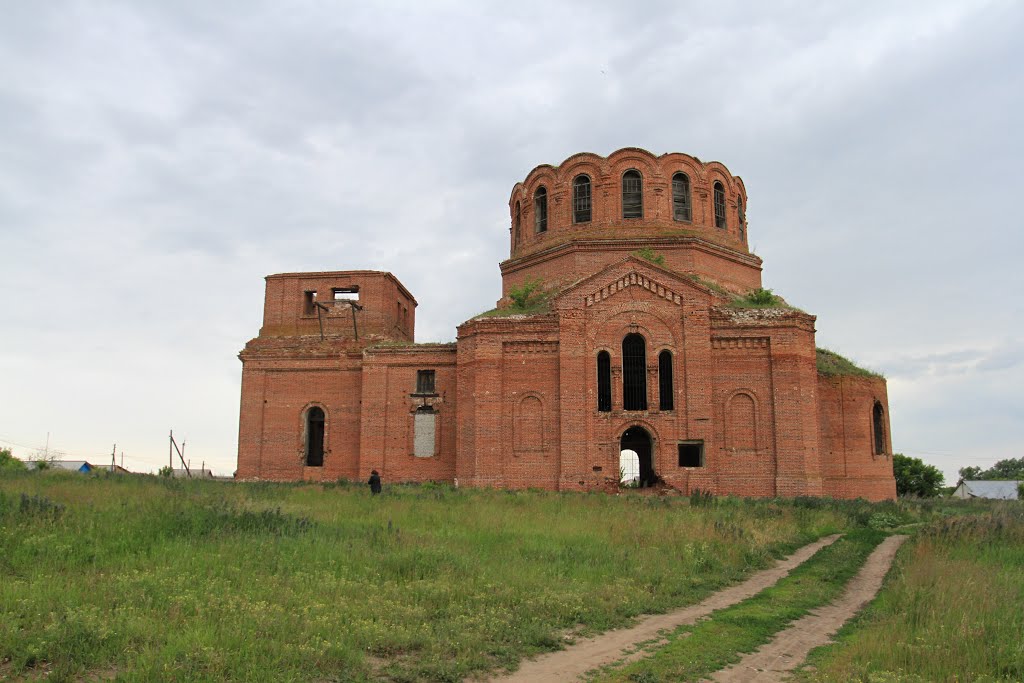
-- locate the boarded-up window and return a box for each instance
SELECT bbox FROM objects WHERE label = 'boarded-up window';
[726,393,756,450]
[622,170,643,219]
[534,187,548,233]
[416,369,436,395]
[515,395,543,451]
[414,406,436,458]
[672,173,691,222]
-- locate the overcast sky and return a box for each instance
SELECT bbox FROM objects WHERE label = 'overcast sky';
[1,1,1021,483]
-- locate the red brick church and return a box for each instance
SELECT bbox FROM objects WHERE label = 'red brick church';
[236,148,896,500]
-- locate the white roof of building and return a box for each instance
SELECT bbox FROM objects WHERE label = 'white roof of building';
[957,480,1021,500]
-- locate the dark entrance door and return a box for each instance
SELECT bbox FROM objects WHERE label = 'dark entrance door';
[620,426,656,487]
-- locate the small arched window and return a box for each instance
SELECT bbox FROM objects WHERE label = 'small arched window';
[622,170,643,219]
[672,173,691,222]
[597,351,612,412]
[305,406,325,467]
[872,401,886,455]
[714,181,727,229]
[514,201,521,246]
[573,175,592,223]
[658,350,674,411]
[622,333,647,411]
[534,187,548,233]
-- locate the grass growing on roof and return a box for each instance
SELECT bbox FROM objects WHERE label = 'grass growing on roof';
[816,347,884,378]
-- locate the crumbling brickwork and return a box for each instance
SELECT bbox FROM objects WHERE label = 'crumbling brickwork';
[237,148,896,500]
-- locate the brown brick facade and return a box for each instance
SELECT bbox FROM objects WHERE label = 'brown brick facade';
[237,149,895,501]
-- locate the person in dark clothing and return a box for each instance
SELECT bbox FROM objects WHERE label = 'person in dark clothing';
[368,470,382,495]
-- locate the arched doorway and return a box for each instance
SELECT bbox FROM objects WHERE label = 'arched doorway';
[620,426,656,487]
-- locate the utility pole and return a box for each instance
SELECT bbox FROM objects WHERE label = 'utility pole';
[111,443,116,472]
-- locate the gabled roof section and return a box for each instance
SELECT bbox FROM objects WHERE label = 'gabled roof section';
[552,255,717,312]
[955,480,1021,500]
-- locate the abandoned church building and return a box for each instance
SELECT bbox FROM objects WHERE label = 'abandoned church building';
[236,148,896,500]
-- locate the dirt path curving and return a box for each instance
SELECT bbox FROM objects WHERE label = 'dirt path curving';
[482,534,842,683]
[707,534,908,683]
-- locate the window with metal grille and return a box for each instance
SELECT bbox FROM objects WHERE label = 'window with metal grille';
[622,333,647,410]
[573,175,592,223]
[534,187,548,233]
[622,170,643,219]
[658,350,674,410]
[714,181,726,228]
[415,369,436,395]
[672,173,691,222]
[873,402,885,455]
[597,351,612,412]
[306,406,325,467]
[678,441,703,467]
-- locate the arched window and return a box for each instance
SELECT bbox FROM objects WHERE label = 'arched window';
[672,173,691,222]
[658,350,674,411]
[514,201,521,246]
[714,181,726,229]
[737,197,745,241]
[573,175,592,223]
[622,170,643,219]
[597,351,612,412]
[534,187,548,233]
[305,406,325,467]
[622,333,647,410]
[873,402,886,455]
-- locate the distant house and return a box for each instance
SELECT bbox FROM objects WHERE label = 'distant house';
[25,460,94,473]
[952,480,1021,500]
[172,468,214,479]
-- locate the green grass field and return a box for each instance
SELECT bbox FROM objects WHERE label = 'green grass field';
[799,505,1024,683]
[0,471,1019,682]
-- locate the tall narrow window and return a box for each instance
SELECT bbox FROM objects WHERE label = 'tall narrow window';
[573,175,592,223]
[303,291,317,316]
[597,351,612,412]
[534,187,548,233]
[416,369,436,395]
[622,333,647,411]
[658,350,674,411]
[737,197,745,241]
[306,406,325,467]
[514,201,521,245]
[873,402,886,455]
[622,170,643,219]
[672,173,692,222]
[714,181,726,228]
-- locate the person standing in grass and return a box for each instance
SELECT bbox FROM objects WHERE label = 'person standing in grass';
[368,469,382,495]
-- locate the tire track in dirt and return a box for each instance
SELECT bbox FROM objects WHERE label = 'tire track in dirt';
[707,534,908,683]
[482,533,842,683]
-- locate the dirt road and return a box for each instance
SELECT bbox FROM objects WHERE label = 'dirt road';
[708,534,908,682]
[483,534,842,683]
